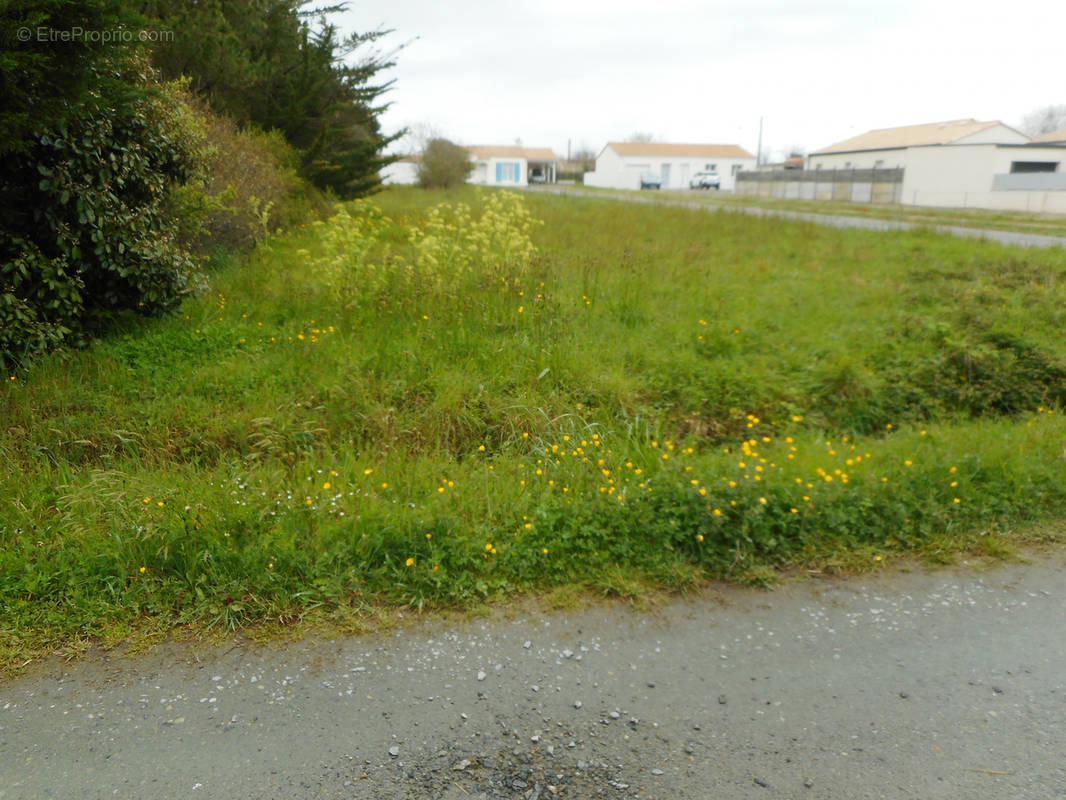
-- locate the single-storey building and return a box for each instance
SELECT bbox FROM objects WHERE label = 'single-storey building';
[380,155,420,185]
[806,119,1066,212]
[584,143,756,191]
[808,119,1030,170]
[465,146,558,187]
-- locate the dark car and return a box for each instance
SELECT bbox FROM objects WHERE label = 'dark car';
[639,171,662,190]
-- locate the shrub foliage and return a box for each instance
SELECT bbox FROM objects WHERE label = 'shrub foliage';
[140,0,400,197]
[1,0,396,364]
[1,2,201,365]
[418,138,473,189]
[172,90,329,253]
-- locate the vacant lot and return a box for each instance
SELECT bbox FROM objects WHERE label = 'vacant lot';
[578,184,1066,238]
[3,187,1065,670]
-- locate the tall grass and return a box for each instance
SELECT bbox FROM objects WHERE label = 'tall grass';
[3,187,1065,668]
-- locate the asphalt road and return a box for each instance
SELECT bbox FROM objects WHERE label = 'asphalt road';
[530,186,1066,250]
[2,553,1065,800]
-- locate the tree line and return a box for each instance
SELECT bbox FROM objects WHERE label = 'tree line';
[1,0,397,365]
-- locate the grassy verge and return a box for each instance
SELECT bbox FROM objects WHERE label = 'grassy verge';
[3,187,1066,674]
[565,185,1066,238]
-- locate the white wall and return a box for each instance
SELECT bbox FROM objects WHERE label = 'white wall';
[634,156,754,190]
[808,148,910,171]
[954,123,1030,145]
[901,144,1066,210]
[584,146,632,189]
[898,145,996,205]
[381,160,419,185]
[811,143,1066,212]
[988,144,1066,175]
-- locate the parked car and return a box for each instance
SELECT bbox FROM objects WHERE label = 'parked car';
[639,171,662,190]
[689,171,720,190]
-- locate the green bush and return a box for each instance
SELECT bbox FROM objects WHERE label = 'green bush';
[0,62,203,365]
[140,0,399,198]
[171,90,330,253]
[418,139,473,189]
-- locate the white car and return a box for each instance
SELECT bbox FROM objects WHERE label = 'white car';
[689,171,721,190]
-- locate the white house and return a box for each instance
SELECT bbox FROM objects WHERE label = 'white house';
[584,142,756,191]
[380,155,420,185]
[465,146,558,187]
[807,119,1066,212]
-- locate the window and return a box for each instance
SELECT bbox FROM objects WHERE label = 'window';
[731,164,741,176]
[704,163,717,171]
[874,159,884,169]
[1010,161,1059,173]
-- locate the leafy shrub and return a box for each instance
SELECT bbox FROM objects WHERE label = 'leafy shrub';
[1,63,203,365]
[171,90,330,253]
[417,138,473,188]
[0,0,139,156]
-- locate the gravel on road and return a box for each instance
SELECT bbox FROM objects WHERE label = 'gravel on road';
[2,553,1065,799]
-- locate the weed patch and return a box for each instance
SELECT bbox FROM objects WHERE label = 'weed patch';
[3,188,1066,671]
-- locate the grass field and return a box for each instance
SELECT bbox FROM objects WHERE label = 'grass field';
[571,184,1066,237]
[3,186,1066,672]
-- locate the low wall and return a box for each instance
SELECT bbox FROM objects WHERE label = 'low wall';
[583,170,637,190]
[905,189,1066,214]
[735,168,903,205]
[991,173,1066,191]
[738,169,1066,213]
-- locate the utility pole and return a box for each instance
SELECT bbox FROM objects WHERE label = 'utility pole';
[756,117,763,167]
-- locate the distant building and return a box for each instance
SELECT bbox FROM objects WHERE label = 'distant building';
[584,143,756,191]
[808,119,1030,169]
[465,146,558,186]
[801,119,1066,212]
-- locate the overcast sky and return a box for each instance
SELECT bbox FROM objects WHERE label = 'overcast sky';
[338,0,1064,161]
